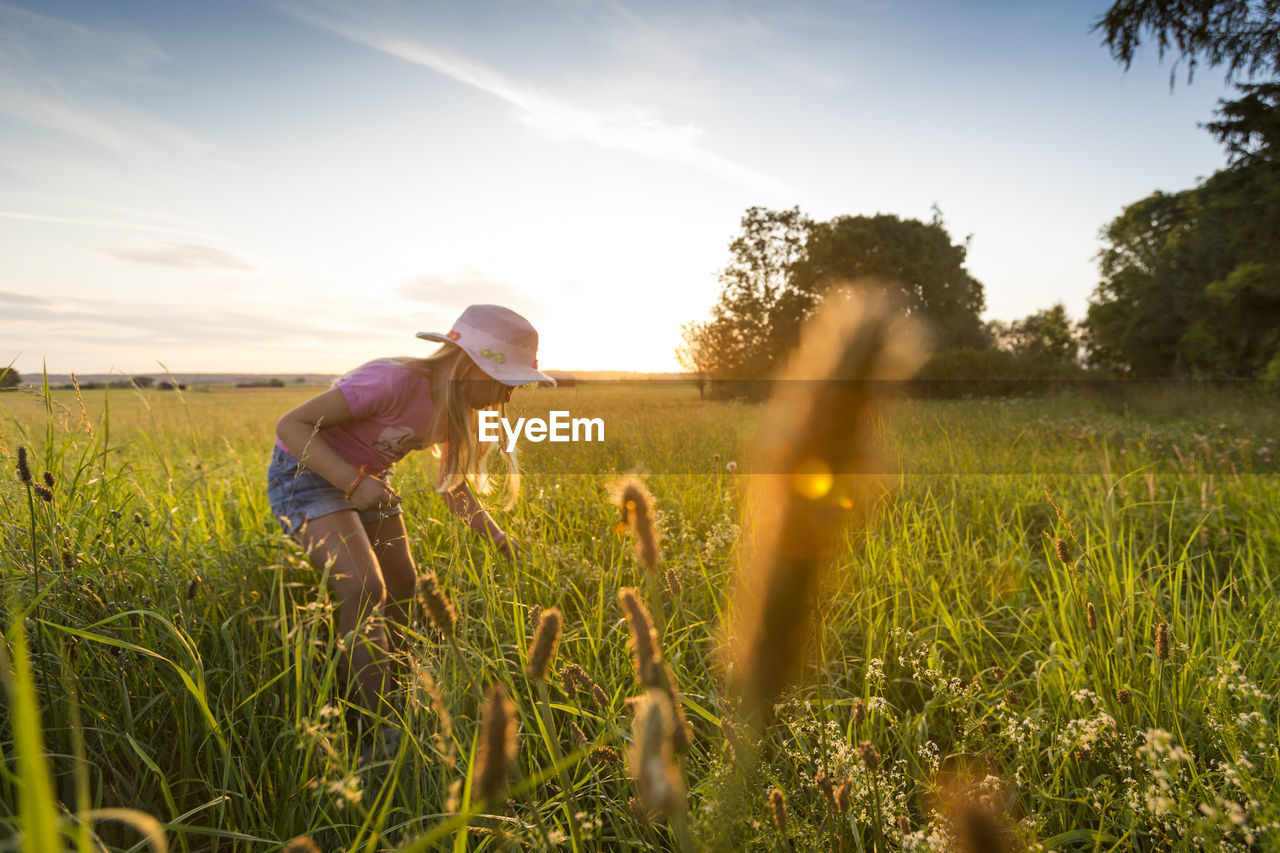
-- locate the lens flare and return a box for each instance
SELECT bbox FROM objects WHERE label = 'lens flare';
[789,457,834,501]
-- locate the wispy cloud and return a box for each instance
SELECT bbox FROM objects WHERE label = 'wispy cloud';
[0,209,219,242]
[281,2,783,192]
[0,288,356,347]
[601,1,845,91]
[0,81,139,154]
[0,289,47,306]
[97,241,254,270]
[0,2,201,156]
[396,268,537,309]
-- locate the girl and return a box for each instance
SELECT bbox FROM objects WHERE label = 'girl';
[267,304,554,736]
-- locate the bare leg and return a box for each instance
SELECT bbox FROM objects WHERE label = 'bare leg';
[296,510,392,715]
[364,513,418,659]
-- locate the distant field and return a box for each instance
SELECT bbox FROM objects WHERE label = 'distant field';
[1,383,1278,850]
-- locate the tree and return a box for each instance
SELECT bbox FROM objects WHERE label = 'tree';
[1196,261,1280,373]
[680,206,988,385]
[1085,190,1200,375]
[990,303,1080,369]
[1085,169,1280,376]
[1095,1,1280,167]
[1205,81,1280,166]
[1086,0,1280,377]
[0,367,19,388]
[790,210,988,349]
[1094,0,1280,85]
[679,206,813,383]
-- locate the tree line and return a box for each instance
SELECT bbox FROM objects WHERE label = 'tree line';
[681,0,1280,389]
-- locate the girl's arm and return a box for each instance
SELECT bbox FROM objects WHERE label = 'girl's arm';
[276,388,397,510]
[442,480,515,559]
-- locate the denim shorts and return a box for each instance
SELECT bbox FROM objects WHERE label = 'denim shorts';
[266,446,402,535]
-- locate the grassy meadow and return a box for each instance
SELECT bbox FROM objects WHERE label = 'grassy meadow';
[1,380,1278,851]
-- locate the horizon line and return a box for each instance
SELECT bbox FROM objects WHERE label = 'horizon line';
[6,368,694,379]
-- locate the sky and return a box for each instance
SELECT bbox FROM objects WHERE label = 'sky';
[0,0,1238,375]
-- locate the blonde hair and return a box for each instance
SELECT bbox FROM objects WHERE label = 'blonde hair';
[401,345,520,506]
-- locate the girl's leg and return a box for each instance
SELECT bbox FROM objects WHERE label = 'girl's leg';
[297,510,393,714]
[363,514,417,658]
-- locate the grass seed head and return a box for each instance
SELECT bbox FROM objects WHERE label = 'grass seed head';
[476,684,517,804]
[664,568,682,597]
[560,663,585,697]
[1086,602,1097,631]
[570,720,588,748]
[42,471,55,489]
[561,668,579,695]
[418,574,457,637]
[568,660,601,696]
[619,587,662,688]
[413,665,455,766]
[591,745,621,766]
[34,485,53,502]
[770,788,787,833]
[835,777,852,813]
[628,796,650,827]
[283,837,322,853]
[1054,537,1071,564]
[526,604,541,631]
[655,662,694,754]
[15,446,31,484]
[1156,621,1170,661]
[858,739,880,772]
[1116,687,1132,705]
[721,716,743,761]
[526,607,562,680]
[615,477,661,572]
[445,779,463,812]
[816,771,836,811]
[629,689,685,819]
[853,697,866,726]
[186,576,200,600]
[591,683,610,709]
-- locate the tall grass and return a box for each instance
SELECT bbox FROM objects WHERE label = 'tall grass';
[1,380,1278,850]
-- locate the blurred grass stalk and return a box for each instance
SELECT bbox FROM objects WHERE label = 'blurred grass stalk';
[1,611,169,851]
[724,284,927,845]
[0,616,61,850]
[731,283,928,722]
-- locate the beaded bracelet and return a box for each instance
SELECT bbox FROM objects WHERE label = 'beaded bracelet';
[343,465,371,500]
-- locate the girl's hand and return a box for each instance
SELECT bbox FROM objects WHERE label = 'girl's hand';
[494,530,518,561]
[350,475,400,512]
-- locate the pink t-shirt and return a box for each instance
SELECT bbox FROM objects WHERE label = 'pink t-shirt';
[276,357,439,473]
